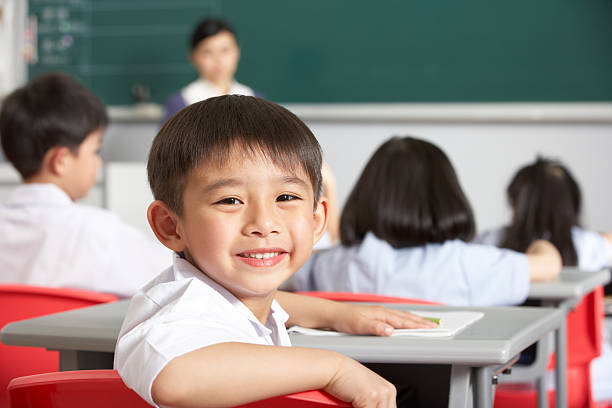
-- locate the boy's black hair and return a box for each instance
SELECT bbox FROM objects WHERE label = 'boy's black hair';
[190,18,236,51]
[500,157,581,266]
[0,72,108,179]
[340,136,475,248]
[148,95,322,215]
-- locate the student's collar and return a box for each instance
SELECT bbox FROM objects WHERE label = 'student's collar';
[5,183,72,206]
[182,78,230,105]
[171,254,289,334]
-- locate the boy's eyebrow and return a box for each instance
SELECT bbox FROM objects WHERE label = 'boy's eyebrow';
[202,178,244,194]
[279,175,310,190]
[202,175,309,194]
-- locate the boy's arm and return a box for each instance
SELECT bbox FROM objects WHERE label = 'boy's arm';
[152,343,396,408]
[275,291,437,336]
[525,239,562,281]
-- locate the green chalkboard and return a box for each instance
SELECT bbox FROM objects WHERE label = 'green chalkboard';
[28,0,612,105]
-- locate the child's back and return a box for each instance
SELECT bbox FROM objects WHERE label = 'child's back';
[296,232,529,306]
[294,136,561,306]
[0,73,171,297]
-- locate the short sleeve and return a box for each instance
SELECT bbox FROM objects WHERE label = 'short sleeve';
[573,228,612,271]
[115,304,255,407]
[459,243,530,306]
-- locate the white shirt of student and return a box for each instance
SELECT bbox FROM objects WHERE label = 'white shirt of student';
[0,183,171,297]
[476,226,612,271]
[181,78,254,105]
[293,232,529,306]
[114,254,291,407]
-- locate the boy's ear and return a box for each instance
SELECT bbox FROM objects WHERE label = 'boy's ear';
[312,196,329,246]
[48,146,73,176]
[147,200,186,252]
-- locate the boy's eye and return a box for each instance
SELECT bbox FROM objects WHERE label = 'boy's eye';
[277,194,300,202]
[215,197,242,205]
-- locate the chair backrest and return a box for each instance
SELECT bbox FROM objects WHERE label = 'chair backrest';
[0,284,117,408]
[566,286,603,365]
[297,291,442,305]
[8,370,350,408]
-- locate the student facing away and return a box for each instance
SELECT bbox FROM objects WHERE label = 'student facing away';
[476,157,612,270]
[292,136,562,306]
[476,157,612,402]
[114,96,435,408]
[0,72,171,297]
[161,17,256,124]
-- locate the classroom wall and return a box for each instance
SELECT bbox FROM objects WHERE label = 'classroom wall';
[98,107,612,235]
[2,109,611,235]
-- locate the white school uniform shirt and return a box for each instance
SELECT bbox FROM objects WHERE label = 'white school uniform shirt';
[476,226,612,271]
[181,78,254,105]
[114,254,291,407]
[0,183,171,297]
[293,232,530,306]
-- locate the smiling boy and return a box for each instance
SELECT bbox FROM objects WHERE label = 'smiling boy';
[114,95,434,408]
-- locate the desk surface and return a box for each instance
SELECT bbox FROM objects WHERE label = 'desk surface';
[0,300,563,367]
[528,268,610,300]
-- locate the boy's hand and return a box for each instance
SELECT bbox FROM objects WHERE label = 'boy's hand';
[326,355,397,408]
[330,303,438,336]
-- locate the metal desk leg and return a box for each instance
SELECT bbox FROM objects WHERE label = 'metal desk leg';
[555,321,567,408]
[536,375,547,408]
[473,366,493,408]
[448,365,471,408]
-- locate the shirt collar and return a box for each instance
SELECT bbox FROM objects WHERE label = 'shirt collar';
[171,254,289,335]
[4,183,73,207]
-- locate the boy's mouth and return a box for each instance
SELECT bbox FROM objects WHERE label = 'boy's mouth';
[236,248,287,267]
[239,252,281,259]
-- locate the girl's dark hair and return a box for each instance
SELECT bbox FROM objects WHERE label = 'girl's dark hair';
[340,136,475,248]
[500,157,581,266]
[0,72,108,179]
[190,18,236,50]
[148,95,322,215]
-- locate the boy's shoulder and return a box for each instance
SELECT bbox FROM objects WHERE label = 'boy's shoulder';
[133,257,242,318]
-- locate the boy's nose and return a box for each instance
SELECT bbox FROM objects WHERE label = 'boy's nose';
[242,203,281,237]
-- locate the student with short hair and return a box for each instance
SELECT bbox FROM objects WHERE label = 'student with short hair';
[115,96,435,408]
[0,72,171,297]
[293,136,562,306]
[476,157,612,402]
[161,17,255,124]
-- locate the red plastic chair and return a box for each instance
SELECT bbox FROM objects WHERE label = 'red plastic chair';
[297,291,442,305]
[0,284,118,408]
[7,370,350,408]
[494,286,604,408]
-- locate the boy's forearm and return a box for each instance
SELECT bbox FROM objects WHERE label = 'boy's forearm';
[151,342,342,408]
[275,290,337,328]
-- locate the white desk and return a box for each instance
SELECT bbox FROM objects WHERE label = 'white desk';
[0,301,563,408]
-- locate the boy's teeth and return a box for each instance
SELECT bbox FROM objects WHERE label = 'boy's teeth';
[242,252,279,259]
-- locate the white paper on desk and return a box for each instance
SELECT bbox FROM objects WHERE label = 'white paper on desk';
[288,311,484,338]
